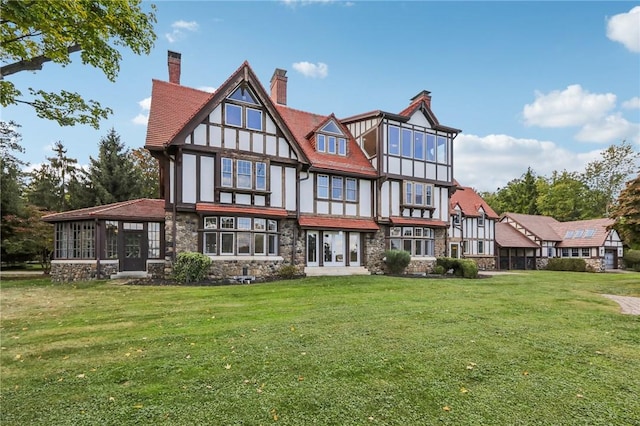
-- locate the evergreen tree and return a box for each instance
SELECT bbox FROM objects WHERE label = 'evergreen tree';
[85,128,144,205]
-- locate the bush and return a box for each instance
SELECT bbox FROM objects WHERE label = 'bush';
[173,252,212,284]
[278,264,299,279]
[546,258,586,272]
[435,257,478,278]
[384,250,411,274]
[433,265,446,275]
[623,249,640,271]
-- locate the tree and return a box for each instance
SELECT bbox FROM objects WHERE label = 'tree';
[1,0,156,128]
[130,148,160,199]
[1,205,53,269]
[610,174,640,249]
[1,121,27,260]
[480,167,540,215]
[536,171,596,221]
[582,141,640,216]
[84,128,144,205]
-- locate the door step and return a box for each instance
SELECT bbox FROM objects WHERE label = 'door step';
[304,266,370,276]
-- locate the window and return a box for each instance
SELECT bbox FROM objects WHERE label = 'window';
[437,136,447,163]
[105,221,118,259]
[316,121,347,156]
[317,134,326,152]
[203,216,278,256]
[221,158,268,191]
[225,86,262,130]
[148,222,161,258]
[414,132,424,160]
[404,181,434,206]
[246,108,262,130]
[478,240,484,254]
[452,212,461,225]
[317,175,329,199]
[584,229,595,238]
[565,230,574,239]
[331,176,343,200]
[338,138,346,156]
[388,126,400,155]
[402,128,412,157]
[346,178,357,202]
[462,241,469,254]
[54,221,95,259]
[574,229,584,238]
[389,226,435,257]
[571,248,579,257]
[328,136,337,154]
[426,134,436,162]
[581,248,590,257]
[478,212,485,227]
[562,248,569,257]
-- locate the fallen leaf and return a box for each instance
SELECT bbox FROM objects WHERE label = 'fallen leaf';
[460,387,469,394]
[77,373,85,379]
[14,354,21,360]
[109,397,115,402]
[523,371,529,376]
[133,404,143,409]
[443,406,451,412]
[577,394,584,398]
[225,363,231,369]
[125,353,131,357]
[298,376,304,381]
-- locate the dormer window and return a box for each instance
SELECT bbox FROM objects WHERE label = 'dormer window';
[316,121,347,156]
[478,211,485,226]
[224,86,263,131]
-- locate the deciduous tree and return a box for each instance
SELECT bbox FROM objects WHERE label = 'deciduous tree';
[610,174,640,248]
[1,0,156,128]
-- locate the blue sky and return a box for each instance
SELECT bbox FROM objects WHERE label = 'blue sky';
[5,1,640,192]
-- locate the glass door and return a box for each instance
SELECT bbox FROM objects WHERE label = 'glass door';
[323,231,345,266]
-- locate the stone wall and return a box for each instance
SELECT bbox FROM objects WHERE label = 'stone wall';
[365,229,387,274]
[465,256,496,271]
[50,261,118,283]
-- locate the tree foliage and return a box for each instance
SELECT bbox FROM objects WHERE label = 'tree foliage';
[609,174,640,249]
[1,0,156,128]
[479,167,540,215]
[130,147,160,199]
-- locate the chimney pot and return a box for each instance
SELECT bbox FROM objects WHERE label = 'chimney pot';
[168,51,181,84]
[270,68,288,105]
[411,90,432,108]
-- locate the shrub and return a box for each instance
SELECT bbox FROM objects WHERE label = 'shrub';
[384,250,411,274]
[278,264,299,279]
[433,265,446,275]
[435,257,478,278]
[623,249,640,271]
[173,252,212,284]
[546,258,586,272]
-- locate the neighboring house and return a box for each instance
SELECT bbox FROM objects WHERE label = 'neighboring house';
[41,51,464,282]
[42,199,166,282]
[448,184,498,270]
[496,213,623,271]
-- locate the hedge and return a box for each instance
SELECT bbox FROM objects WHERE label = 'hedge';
[546,258,587,272]
[435,257,478,278]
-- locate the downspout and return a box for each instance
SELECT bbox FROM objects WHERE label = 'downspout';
[296,165,311,266]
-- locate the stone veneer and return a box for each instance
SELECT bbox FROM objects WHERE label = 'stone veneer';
[465,256,496,271]
[50,261,118,283]
[164,212,301,281]
[364,229,387,274]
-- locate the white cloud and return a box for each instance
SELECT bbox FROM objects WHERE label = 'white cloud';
[292,61,328,78]
[132,96,151,125]
[575,113,640,145]
[622,96,640,109]
[453,133,599,192]
[197,86,216,93]
[281,0,334,7]
[522,84,616,128]
[606,6,640,53]
[165,20,199,43]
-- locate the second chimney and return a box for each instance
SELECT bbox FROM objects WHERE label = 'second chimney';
[270,68,287,105]
[168,51,181,84]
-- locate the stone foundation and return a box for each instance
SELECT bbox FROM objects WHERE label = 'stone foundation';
[465,256,496,271]
[50,261,118,283]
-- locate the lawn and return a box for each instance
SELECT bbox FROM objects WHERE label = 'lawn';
[1,271,638,425]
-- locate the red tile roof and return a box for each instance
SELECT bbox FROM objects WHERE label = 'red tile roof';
[390,216,449,228]
[501,213,562,241]
[551,218,614,248]
[276,105,378,177]
[42,199,166,222]
[196,203,289,218]
[298,215,379,231]
[450,186,499,219]
[495,222,540,248]
[145,80,213,149]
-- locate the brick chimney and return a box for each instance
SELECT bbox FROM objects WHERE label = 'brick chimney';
[411,90,432,108]
[270,68,287,105]
[168,51,181,84]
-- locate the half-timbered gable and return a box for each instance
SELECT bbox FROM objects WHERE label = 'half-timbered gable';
[342,91,461,273]
[448,184,498,270]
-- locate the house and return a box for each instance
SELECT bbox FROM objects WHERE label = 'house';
[42,199,166,282]
[42,51,463,282]
[448,183,498,270]
[496,213,623,271]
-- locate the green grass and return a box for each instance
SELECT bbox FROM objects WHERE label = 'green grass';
[1,271,638,425]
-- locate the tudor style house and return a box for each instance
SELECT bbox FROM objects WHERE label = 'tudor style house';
[496,213,623,271]
[42,51,464,282]
[448,183,498,270]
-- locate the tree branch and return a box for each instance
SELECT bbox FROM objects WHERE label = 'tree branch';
[1,44,82,78]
